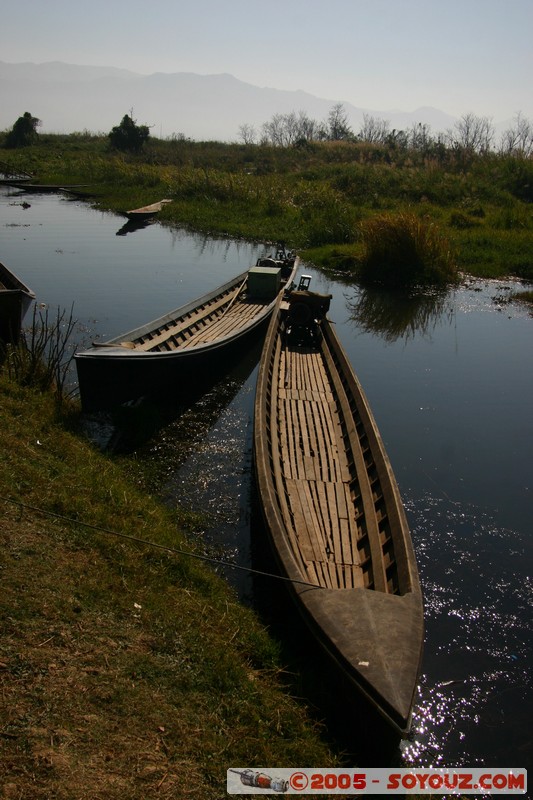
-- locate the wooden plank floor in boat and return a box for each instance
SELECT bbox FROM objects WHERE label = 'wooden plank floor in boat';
[133,295,267,351]
[274,342,373,591]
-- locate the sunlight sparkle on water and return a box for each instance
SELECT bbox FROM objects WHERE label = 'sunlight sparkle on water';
[402,494,532,766]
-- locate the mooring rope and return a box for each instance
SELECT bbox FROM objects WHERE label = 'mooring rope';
[0,495,320,590]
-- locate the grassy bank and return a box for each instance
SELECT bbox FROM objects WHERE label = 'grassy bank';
[3,133,533,281]
[0,375,342,798]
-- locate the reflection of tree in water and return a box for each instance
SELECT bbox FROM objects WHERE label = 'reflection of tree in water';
[346,285,455,342]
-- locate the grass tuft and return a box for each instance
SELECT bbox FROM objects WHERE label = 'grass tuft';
[358,212,459,288]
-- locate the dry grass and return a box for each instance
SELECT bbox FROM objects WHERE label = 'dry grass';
[0,376,338,799]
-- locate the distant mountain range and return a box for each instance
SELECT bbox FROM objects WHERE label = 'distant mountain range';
[0,60,510,142]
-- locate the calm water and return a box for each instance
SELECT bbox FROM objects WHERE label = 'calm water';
[2,186,532,771]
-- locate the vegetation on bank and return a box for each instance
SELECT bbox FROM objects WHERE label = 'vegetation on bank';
[0,372,343,798]
[1,128,532,283]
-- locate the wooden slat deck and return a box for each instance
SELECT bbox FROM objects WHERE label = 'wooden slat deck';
[272,341,394,591]
[131,286,266,352]
[180,300,266,349]
[255,302,424,737]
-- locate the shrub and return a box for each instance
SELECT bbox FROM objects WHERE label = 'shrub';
[358,212,458,287]
[5,111,41,148]
[0,305,77,402]
[109,113,150,152]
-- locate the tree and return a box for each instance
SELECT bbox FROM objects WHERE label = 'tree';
[500,112,533,158]
[326,103,353,140]
[108,113,150,151]
[238,123,256,145]
[5,112,41,148]
[448,112,494,154]
[358,114,390,144]
[408,122,433,152]
[295,110,319,143]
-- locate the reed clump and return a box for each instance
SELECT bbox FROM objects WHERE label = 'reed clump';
[358,212,459,287]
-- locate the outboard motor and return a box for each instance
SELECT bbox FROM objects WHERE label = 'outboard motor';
[286,283,332,345]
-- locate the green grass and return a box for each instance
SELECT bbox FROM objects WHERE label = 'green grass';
[2,133,532,281]
[0,373,341,798]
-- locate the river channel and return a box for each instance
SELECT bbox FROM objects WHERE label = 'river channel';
[2,186,532,772]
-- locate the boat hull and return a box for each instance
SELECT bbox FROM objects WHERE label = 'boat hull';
[76,311,271,411]
[253,297,424,736]
[125,199,172,220]
[75,258,298,411]
[0,262,35,344]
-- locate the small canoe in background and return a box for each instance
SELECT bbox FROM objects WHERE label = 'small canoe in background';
[5,183,92,194]
[125,199,172,220]
[253,283,424,736]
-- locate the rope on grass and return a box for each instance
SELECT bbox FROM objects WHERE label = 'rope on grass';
[0,495,320,590]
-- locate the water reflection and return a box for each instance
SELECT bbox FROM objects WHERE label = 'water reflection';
[124,343,262,598]
[402,493,532,767]
[346,285,455,341]
[115,218,156,236]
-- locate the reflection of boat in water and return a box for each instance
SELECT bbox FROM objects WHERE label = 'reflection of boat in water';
[116,218,155,236]
[112,333,265,459]
[0,261,36,344]
[125,199,172,220]
[253,283,424,737]
[75,249,298,412]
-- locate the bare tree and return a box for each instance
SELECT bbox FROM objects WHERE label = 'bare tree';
[238,123,257,145]
[283,111,301,145]
[358,114,391,144]
[408,122,433,151]
[295,110,319,142]
[449,112,494,153]
[261,110,320,146]
[500,111,533,157]
[262,114,287,146]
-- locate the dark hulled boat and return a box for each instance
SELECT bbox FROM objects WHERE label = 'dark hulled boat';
[75,250,298,411]
[0,261,35,344]
[253,284,424,736]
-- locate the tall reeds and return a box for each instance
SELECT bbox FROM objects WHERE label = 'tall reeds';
[0,304,77,402]
[358,212,459,287]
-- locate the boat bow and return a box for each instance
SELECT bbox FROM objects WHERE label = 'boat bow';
[299,584,423,734]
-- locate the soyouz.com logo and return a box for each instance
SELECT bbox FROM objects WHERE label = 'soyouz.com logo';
[227,767,527,794]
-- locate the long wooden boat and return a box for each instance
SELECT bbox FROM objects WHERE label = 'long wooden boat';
[0,261,36,344]
[253,283,424,736]
[75,250,298,412]
[125,199,172,220]
[0,162,32,184]
[5,182,91,193]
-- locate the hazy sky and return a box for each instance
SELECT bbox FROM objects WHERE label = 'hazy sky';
[2,0,532,121]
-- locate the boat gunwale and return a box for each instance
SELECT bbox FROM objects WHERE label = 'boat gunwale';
[75,262,298,361]
[0,261,36,299]
[253,296,424,736]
